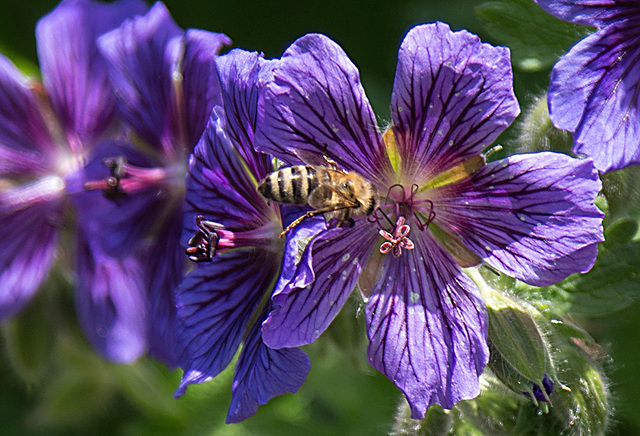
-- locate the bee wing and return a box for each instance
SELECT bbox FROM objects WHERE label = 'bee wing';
[294,148,328,166]
[294,148,341,169]
[308,184,358,210]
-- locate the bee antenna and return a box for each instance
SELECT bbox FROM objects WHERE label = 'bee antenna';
[376,208,395,228]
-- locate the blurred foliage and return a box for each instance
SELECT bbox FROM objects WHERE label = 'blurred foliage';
[2,0,640,435]
[476,0,592,72]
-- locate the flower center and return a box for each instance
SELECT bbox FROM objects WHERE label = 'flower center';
[83,156,184,201]
[367,181,438,256]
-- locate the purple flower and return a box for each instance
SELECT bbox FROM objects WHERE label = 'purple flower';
[0,0,149,362]
[534,0,640,172]
[174,50,324,423]
[255,23,604,418]
[79,2,230,365]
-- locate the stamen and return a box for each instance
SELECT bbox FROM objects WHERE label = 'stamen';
[83,156,170,200]
[186,215,282,261]
[186,216,225,262]
[378,216,415,257]
[411,199,436,231]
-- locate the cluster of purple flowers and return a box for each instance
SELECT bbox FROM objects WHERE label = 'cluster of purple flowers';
[0,0,625,424]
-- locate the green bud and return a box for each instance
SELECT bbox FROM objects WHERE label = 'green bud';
[483,288,551,406]
[516,93,573,155]
[542,317,611,435]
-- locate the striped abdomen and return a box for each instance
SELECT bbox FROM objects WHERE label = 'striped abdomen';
[258,165,329,205]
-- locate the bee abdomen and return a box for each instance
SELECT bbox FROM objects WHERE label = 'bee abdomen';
[258,165,320,205]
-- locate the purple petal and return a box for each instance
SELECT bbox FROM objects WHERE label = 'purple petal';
[365,233,488,418]
[75,238,148,363]
[256,33,394,183]
[227,305,310,423]
[534,0,638,27]
[391,22,519,182]
[0,55,56,168]
[175,249,280,395]
[261,221,378,348]
[183,111,274,241]
[36,0,148,145]
[432,152,604,286]
[98,2,183,151]
[182,29,231,148]
[217,49,273,181]
[0,196,60,320]
[548,22,640,172]
[146,210,184,367]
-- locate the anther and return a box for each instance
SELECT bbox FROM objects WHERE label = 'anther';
[186,216,225,262]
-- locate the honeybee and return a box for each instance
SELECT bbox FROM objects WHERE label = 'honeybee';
[258,160,377,237]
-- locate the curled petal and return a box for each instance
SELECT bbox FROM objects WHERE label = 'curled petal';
[365,233,488,418]
[391,22,519,182]
[227,305,310,423]
[256,33,394,183]
[262,221,379,348]
[75,239,148,363]
[270,205,326,297]
[36,0,148,145]
[548,22,640,172]
[175,249,280,395]
[433,152,604,286]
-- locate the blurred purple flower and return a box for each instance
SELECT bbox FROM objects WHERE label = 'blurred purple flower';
[80,1,230,365]
[0,0,149,363]
[534,0,640,172]
[256,22,604,418]
[174,50,324,423]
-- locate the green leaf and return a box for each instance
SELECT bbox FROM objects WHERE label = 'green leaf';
[604,218,638,246]
[516,242,640,315]
[477,0,592,72]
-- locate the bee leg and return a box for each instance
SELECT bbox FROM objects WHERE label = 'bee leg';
[336,209,355,228]
[279,211,321,238]
[322,154,338,170]
[279,204,355,238]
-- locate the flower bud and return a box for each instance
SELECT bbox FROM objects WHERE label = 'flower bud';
[483,288,552,406]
